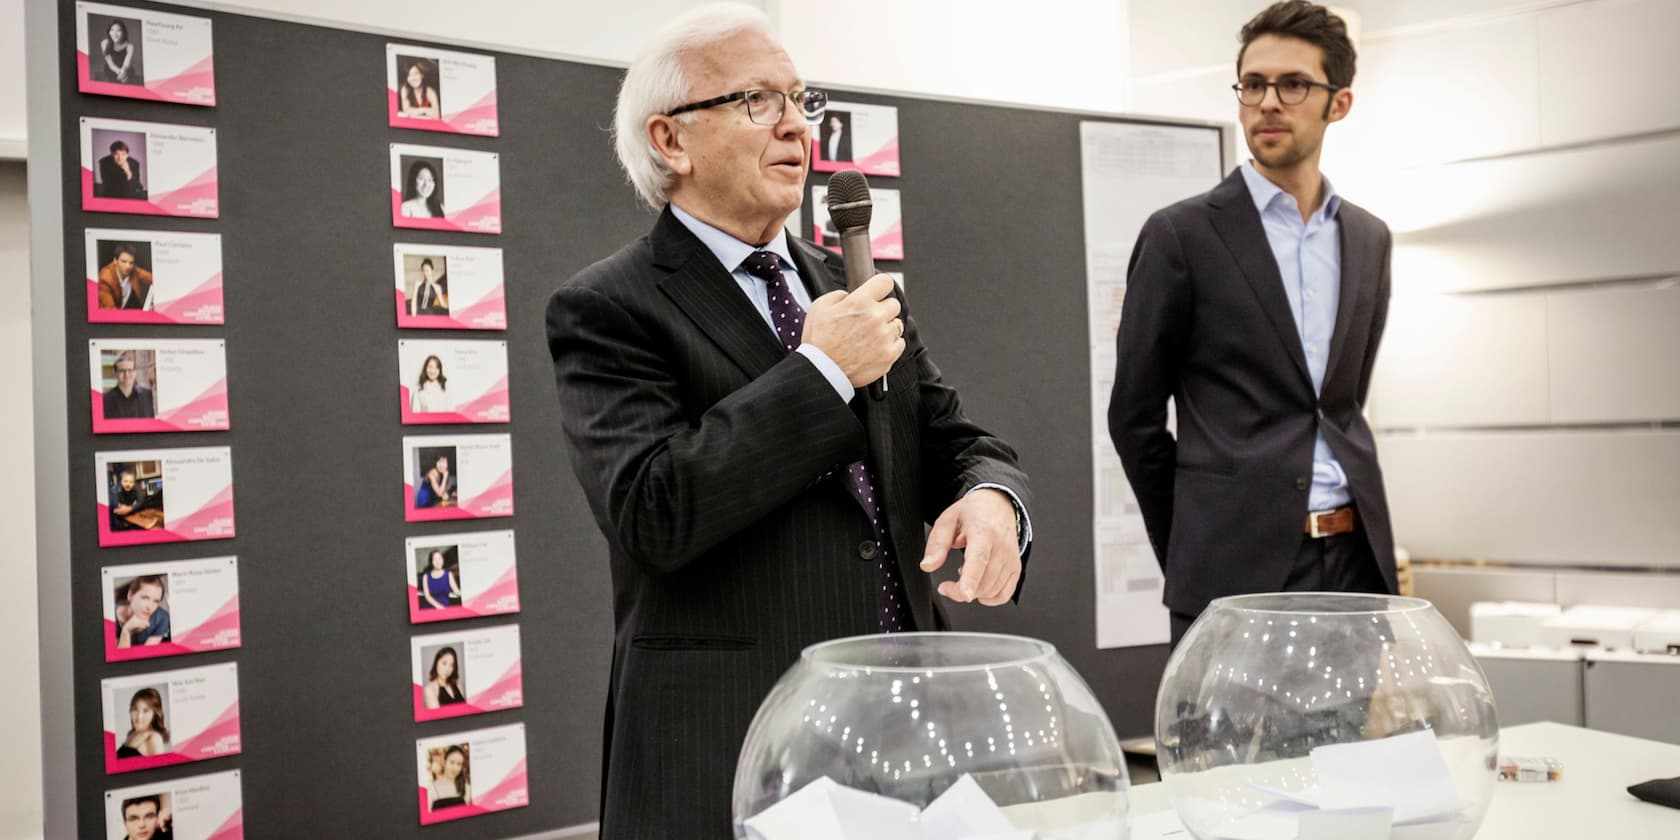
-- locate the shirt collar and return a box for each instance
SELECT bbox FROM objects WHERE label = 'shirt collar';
[670,203,796,275]
[1240,160,1341,222]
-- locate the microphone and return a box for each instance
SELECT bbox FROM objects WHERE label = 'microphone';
[825,169,888,400]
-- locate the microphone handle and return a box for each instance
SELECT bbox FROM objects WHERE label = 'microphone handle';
[837,226,888,400]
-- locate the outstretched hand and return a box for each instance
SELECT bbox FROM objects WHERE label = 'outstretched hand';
[920,488,1020,606]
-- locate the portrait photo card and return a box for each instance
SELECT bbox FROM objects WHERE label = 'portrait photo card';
[103,555,240,663]
[102,661,240,774]
[390,142,501,234]
[812,184,904,260]
[387,43,499,136]
[416,723,529,825]
[403,433,513,521]
[103,769,243,840]
[407,529,520,624]
[89,338,229,434]
[393,243,506,330]
[81,117,218,218]
[77,2,216,105]
[398,338,510,425]
[812,101,901,176]
[410,623,523,722]
[85,229,224,325]
[96,446,235,547]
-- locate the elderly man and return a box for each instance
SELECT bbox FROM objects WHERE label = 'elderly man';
[545,4,1033,836]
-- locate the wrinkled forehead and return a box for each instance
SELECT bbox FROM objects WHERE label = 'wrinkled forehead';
[683,28,802,97]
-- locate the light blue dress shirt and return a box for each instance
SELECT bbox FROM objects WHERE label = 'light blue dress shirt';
[669,203,1033,552]
[1238,163,1352,512]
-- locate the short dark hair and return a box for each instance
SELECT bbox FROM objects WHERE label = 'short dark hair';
[420,258,435,270]
[109,140,130,154]
[1238,1,1356,88]
[121,793,160,817]
[112,243,137,261]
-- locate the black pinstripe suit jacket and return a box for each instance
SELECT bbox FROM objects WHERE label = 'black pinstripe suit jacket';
[546,206,1032,839]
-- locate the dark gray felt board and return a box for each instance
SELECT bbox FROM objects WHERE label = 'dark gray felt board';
[58,1,1222,834]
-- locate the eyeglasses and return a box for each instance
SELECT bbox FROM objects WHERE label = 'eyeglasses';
[115,366,136,374]
[666,87,829,126]
[1233,75,1341,106]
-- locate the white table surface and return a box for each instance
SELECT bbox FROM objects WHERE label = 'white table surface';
[1128,722,1680,838]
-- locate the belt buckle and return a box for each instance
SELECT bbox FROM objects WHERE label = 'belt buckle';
[1309,510,1330,539]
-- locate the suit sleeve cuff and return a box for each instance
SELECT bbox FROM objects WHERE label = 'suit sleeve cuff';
[969,483,1032,554]
[796,344,856,403]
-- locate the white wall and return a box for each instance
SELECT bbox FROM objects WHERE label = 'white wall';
[0,0,25,156]
[1125,0,1680,569]
[0,162,41,840]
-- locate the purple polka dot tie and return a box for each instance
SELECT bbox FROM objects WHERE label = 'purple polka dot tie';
[740,250,913,632]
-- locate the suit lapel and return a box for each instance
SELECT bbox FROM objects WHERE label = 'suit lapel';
[1208,169,1313,387]
[652,208,787,380]
[1322,205,1367,389]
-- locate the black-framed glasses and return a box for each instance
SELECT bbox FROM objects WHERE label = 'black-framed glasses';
[665,87,829,125]
[1233,75,1341,106]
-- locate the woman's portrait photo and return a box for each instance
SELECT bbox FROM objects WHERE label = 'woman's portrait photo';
[821,109,852,162]
[107,461,164,531]
[413,446,458,509]
[421,644,466,709]
[415,546,462,610]
[410,354,454,414]
[93,130,149,200]
[113,574,172,649]
[116,686,170,759]
[425,744,472,811]
[396,56,441,119]
[89,14,145,86]
[399,156,445,219]
[406,255,449,316]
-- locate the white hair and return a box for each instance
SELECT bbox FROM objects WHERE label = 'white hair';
[614,3,777,209]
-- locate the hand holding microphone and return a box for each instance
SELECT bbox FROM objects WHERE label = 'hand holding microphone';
[818,169,894,399]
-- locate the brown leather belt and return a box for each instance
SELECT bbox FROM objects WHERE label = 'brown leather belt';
[1305,505,1356,538]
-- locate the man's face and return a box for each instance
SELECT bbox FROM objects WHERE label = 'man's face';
[123,801,159,840]
[114,148,129,166]
[120,472,136,491]
[669,28,810,236]
[130,582,163,618]
[115,361,137,393]
[115,253,135,275]
[1237,34,1346,172]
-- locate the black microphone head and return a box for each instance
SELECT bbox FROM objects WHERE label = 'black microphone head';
[825,169,873,233]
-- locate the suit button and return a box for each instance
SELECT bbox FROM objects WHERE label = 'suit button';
[1316,407,1325,421]
[858,540,878,560]
[1295,476,1309,491]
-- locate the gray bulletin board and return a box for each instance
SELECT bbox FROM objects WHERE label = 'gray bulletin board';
[34,0,1228,835]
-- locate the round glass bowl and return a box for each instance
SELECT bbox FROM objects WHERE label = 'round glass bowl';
[733,632,1129,838]
[1156,593,1498,839]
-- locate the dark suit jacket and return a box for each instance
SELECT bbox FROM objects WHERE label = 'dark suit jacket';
[97,262,154,309]
[97,155,147,199]
[546,206,1031,839]
[824,129,852,163]
[1107,167,1396,618]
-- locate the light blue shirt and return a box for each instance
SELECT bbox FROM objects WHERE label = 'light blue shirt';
[1238,163,1352,512]
[670,203,1033,553]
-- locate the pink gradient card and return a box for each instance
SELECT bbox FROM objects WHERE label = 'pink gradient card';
[403,433,513,522]
[103,556,240,663]
[387,43,498,136]
[81,117,217,218]
[811,101,901,177]
[416,723,528,824]
[411,624,523,722]
[76,2,215,106]
[390,143,500,234]
[398,338,509,425]
[104,769,242,840]
[85,229,223,324]
[102,662,240,774]
[89,338,229,434]
[96,446,235,547]
[812,184,904,260]
[393,243,506,330]
[407,530,519,624]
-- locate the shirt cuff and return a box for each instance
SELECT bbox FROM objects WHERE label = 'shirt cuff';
[796,344,856,403]
[970,483,1032,554]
